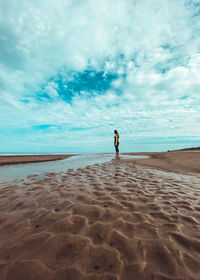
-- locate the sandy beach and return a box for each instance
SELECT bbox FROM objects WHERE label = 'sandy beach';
[0,151,200,280]
[123,150,200,174]
[0,155,74,166]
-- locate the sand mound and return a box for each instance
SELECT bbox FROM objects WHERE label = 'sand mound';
[0,158,200,279]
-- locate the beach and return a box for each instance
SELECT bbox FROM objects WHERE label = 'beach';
[123,150,200,174]
[0,151,200,280]
[0,155,74,166]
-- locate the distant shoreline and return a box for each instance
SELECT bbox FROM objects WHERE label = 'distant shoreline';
[0,154,75,166]
[168,146,200,151]
[0,146,199,169]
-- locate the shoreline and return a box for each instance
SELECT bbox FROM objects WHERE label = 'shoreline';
[0,149,200,175]
[0,149,200,176]
[0,154,75,166]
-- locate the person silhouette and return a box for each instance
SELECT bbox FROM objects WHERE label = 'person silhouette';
[114,130,119,156]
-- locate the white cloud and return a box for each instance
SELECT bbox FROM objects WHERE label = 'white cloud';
[44,81,59,98]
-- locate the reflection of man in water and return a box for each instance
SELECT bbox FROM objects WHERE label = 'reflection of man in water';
[114,130,119,156]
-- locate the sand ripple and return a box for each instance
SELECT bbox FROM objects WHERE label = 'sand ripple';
[0,159,200,279]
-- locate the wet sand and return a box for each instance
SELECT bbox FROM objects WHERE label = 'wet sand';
[0,155,74,166]
[0,152,200,279]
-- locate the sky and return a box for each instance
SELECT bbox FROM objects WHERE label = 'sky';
[0,0,200,153]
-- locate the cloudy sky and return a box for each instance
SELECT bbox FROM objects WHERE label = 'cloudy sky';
[0,0,200,153]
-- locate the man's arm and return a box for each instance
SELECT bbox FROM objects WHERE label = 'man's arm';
[115,135,118,145]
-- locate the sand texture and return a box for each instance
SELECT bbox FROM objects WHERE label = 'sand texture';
[0,157,200,279]
[123,151,200,174]
[0,155,74,166]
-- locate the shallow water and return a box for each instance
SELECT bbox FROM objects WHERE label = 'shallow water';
[120,154,148,159]
[0,153,147,183]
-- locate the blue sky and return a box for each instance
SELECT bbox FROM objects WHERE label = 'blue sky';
[0,0,200,153]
